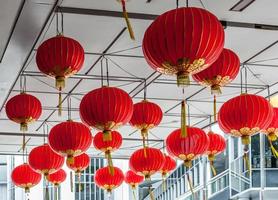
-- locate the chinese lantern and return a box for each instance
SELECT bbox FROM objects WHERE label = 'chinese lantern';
[11,163,42,193]
[218,94,273,145]
[5,93,42,150]
[36,35,85,115]
[29,144,65,176]
[67,153,90,174]
[161,155,176,190]
[129,147,165,180]
[94,166,124,194]
[130,100,163,153]
[206,131,226,176]
[192,48,240,94]
[125,170,144,199]
[80,86,133,141]
[48,120,92,164]
[166,127,209,168]
[93,131,122,175]
[143,7,224,86]
[262,107,278,157]
[47,169,67,187]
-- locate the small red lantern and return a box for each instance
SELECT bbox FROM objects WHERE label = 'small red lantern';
[29,144,65,176]
[36,35,85,115]
[47,169,67,187]
[124,170,144,189]
[161,155,176,178]
[218,94,274,145]
[192,48,240,94]
[166,127,209,167]
[67,153,90,174]
[11,163,42,193]
[129,147,165,180]
[130,100,163,150]
[143,7,224,86]
[93,131,122,174]
[5,93,42,131]
[48,120,92,164]
[80,86,133,141]
[94,166,124,194]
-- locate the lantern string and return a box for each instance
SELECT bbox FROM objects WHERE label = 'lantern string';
[105,57,110,87]
[244,65,248,93]
[121,0,135,40]
[101,57,104,87]
[199,0,206,9]
[243,145,251,176]
[176,0,179,8]
[70,171,73,193]
[43,123,46,144]
[143,79,147,100]
[240,66,243,94]
[267,85,271,102]
[56,8,64,35]
[187,103,190,126]
[186,0,189,7]
[67,95,72,121]
[213,95,217,122]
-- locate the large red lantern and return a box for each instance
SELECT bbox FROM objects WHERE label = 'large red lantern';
[47,169,67,186]
[129,100,163,150]
[143,7,224,86]
[166,127,209,167]
[94,166,124,194]
[129,147,165,180]
[218,94,274,145]
[36,35,85,115]
[192,48,240,94]
[80,86,133,141]
[67,153,90,174]
[11,163,42,193]
[5,93,42,131]
[29,144,65,176]
[93,131,122,174]
[124,170,144,189]
[48,120,92,164]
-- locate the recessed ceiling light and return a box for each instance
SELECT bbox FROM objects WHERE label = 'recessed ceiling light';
[230,0,255,12]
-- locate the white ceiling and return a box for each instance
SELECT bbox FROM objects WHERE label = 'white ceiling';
[0,0,278,159]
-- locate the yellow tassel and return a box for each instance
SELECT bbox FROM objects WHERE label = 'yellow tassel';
[141,129,148,157]
[210,161,217,177]
[242,136,251,145]
[184,160,192,168]
[70,171,73,193]
[55,76,65,90]
[269,140,278,158]
[243,152,251,176]
[213,95,217,122]
[106,151,115,175]
[121,0,135,40]
[20,122,28,132]
[22,133,26,152]
[211,84,222,95]
[162,173,167,191]
[67,155,74,165]
[149,186,155,200]
[181,100,187,138]
[25,187,30,193]
[103,130,112,141]
[58,91,62,116]
[177,71,190,87]
[78,173,82,192]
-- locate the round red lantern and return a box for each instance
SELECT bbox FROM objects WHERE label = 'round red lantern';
[5,93,42,131]
[94,166,124,193]
[129,100,163,149]
[80,86,133,141]
[124,170,144,189]
[218,94,274,145]
[143,7,224,86]
[93,131,122,174]
[129,147,165,180]
[67,153,90,174]
[36,35,84,115]
[206,131,226,161]
[166,127,209,167]
[29,144,65,176]
[161,155,176,177]
[48,120,92,164]
[47,169,67,187]
[11,163,42,193]
[192,48,240,94]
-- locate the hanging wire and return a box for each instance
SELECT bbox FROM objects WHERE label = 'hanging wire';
[199,0,206,9]
[105,57,110,86]
[244,65,248,93]
[240,66,243,94]
[56,8,64,35]
[143,79,147,100]
[56,12,59,35]
[176,0,179,8]
[20,75,27,93]
[67,95,72,120]
[187,103,190,126]
[267,85,271,101]
[43,123,46,144]
[100,57,104,87]
[186,0,189,7]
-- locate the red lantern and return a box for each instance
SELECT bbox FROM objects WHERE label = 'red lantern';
[166,127,209,167]
[143,7,224,86]
[29,144,65,176]
[124,170,144,189]
[67,153,90,174]
[129,147,165,180]
[36,35,85,115]
[11,163,42,193]
[218,94,274,145]
[192,48,240,94]
[161,155,176,177]
[47,169,67,187]
[93,131,122,174]
[48,120,92,164]
[80,86,133,140]
[5,93,42,131]
[94,166,124,193]
[129,100,163,150]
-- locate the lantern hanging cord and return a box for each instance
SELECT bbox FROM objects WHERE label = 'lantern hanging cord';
[244,65,248,93]
[101,57,104,87]
[176,0,179,8]
[199,0,206,9]
[105,57,110,87]
[240,66,243,94]
[144,79,147,100]
[67,95,72,120]
[43,123,46,144]
[56,8,64,35]
[186,0,189,7]
[20,75,27,93]
[267,85,271,102]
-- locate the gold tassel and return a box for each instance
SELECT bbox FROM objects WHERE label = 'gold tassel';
[149,186,155,200]
[67,155,74,165]
[243,151,251,176]
[20,122,28,132]
[25,187,30,193]
[184,160,192,168]
[141,129,148,157]
[186,172,194,196]
[213,95,217,122]
[103,130,112,141]
[177,71,190,86]
[106,151,115,175]
[162,173,167,191]
[78,173,82,192]
[58,91,62,116]
[70,171,73,193]
[121,0,135,40]
[22,133,26,152]
[210,161,217,177]
[242,136,251,145]
[211,84,222,95]
[269,140,278,158]
[181,100,187,138]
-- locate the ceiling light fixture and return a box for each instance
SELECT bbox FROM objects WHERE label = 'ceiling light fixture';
[229,0,255,12]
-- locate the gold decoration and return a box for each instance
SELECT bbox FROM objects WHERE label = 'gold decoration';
[181,100,187,138]
[199,75,232,94]
[105,151,115,175]
[230,127,260,145]
[179,153,195,168]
